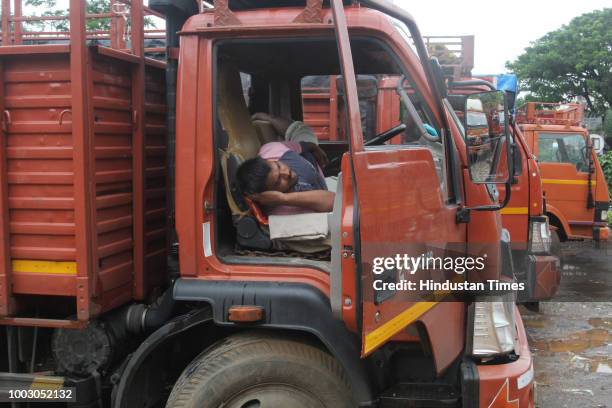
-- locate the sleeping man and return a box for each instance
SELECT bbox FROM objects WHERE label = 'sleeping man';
[236,113,334,216]
[235,113,334,253]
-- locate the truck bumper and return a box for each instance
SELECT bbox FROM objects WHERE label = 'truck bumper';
[521,254,560,302]
[476,309,535,408]
[514,249,560,302]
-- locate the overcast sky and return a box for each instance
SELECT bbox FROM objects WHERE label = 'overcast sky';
[392,0,611,75]
[29,0,610,75]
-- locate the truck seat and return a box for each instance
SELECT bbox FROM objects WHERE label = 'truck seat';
[216,60,332,255]
[217,60,272,250]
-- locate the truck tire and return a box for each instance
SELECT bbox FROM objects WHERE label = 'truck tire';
[165,331,354,408]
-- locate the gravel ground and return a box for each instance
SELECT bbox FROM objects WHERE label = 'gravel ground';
[522,240,612,407]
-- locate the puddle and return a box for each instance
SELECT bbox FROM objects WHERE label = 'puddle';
[588,318,612,329]
[522,315,551,329]
[595,362,612,374]
[561,388,594,396]
[531,329,610,353]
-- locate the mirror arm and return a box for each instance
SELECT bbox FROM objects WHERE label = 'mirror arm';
[396,76,439,142]
[464,180,513,212]
[449,79,496,92]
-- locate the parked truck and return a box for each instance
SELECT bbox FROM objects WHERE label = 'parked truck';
[448,76,560,303]
[1,1,535,407]
[516,102,609,244]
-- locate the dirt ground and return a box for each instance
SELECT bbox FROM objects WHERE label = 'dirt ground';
[522,240,612,407]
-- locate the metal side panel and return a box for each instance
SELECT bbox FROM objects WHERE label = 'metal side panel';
[90,51,136,311]
[1,53,79,299]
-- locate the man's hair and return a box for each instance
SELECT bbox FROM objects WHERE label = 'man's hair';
[236,156,271,195]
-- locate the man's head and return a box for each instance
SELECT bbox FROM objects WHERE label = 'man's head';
[236,156,298,195]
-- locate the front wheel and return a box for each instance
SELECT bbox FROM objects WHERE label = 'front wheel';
[165,332,354,408]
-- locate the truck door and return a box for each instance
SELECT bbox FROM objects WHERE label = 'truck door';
[536,131,593,232]
[331,1,466,356]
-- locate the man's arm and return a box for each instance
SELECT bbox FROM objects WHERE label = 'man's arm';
[252,190,335,213]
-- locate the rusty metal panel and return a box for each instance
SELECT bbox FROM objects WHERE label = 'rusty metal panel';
[3,55,77,265]
[0,59,12,316]
[0,0,168,325]
[91,51,135,311]
[143,64,168,293]
[0,50,169,320]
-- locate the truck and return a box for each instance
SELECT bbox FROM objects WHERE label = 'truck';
[516,102,610,244]
[1,1,535,407]
[447,76,560,304]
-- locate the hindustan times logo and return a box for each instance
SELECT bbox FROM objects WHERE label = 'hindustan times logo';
[372,252,486,275]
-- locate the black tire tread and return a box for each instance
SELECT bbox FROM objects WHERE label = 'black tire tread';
[165,331,352,408]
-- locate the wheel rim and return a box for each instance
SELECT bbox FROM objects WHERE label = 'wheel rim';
[222,383,326,408]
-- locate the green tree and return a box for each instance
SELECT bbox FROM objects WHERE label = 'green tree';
[25,0,111,32]
[604,109,612,137]
[506,8,611,116]
[427,43,459,66]
[24,0,152,32]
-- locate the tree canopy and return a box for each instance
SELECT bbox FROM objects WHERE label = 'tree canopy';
[427,43,459,66]
[506,8,611,116]
[24,0,153,32]
[25,0,111,31]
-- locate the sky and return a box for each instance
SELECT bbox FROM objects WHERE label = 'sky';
[23,0,610,75]
[392,0,611,75]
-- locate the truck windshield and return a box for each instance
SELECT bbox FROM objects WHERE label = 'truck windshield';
[538,133,588,171]
[467,111,488,127]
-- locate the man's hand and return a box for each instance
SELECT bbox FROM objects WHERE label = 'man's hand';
[251,112,293,135]
[301,142,329,169]
[250,191,287,207]
[251,112,274,122]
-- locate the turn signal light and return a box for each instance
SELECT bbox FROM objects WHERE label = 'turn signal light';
[228,305,265,322]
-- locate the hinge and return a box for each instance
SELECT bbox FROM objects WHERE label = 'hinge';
[342,245,354,259]
[204,200,215,214]
[456,208,471,224]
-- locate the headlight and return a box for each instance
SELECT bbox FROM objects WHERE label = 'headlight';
[529,216,551,254]
[600,210,608,222]
[470,294,517,357]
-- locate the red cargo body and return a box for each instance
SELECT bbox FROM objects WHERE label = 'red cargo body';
[0,1,168,327]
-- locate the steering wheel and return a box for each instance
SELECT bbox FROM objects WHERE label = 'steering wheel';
[324,124,408,171]
[365,124,407,146]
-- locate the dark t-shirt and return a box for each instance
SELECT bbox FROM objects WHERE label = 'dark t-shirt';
[279,150,327,193]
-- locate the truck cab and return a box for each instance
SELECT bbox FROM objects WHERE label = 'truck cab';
[301,69,560,304]
[517,102,610,243]
[447,77,560,303]
[165,1,534,407]
[0,1,535,407]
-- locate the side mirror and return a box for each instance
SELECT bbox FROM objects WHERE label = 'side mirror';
[590,134,604,155]
[463,90,513,184]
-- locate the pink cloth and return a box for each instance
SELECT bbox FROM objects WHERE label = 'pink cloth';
[258,141,302,160]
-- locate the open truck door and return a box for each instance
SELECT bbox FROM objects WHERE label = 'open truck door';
[330,0,467,357]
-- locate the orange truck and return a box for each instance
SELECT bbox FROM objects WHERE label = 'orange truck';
[448,76,560,303]
[0,1,536,407]
[516,102,610,244]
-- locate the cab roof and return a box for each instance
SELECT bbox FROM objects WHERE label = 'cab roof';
[227,0,354,9]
